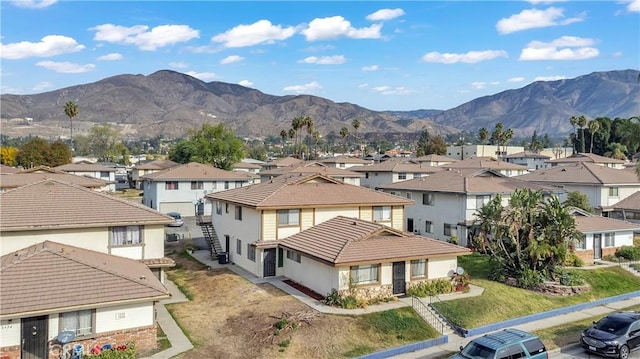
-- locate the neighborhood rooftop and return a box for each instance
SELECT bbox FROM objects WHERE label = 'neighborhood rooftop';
[141,161,254,181]
[515,162,640,184]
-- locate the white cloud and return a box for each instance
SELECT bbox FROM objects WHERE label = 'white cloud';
[302,16,382,41]
[613,51,623,57]
[520,36,599,60]
[90,24,199,51]
[472,82,487,89]
[185,71,217,81]
[303,44,336,52]
[624,0,640,12]
[359,83,369,88]
[239,80,254,87]
[534,75,567,81]
[32,81,53,91]
[496,7,585,34]
[220,55,244,64]
[527,0,567,4]
[508,77,526,83]
[0,35,84,59]
[366,8,405,21]
[97,53,122,61]
[283,81,322,93]
[362,65,379,71]
[421,50,508,64]
[10,0,57,9]
[372,85,412,95]
[169,61,188,68]
[299,55,345,65]
[36,61,95,73]
[212,20,296,48]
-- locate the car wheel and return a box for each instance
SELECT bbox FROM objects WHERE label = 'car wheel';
[619,344,629,359]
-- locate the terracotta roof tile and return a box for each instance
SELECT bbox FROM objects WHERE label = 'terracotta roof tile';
[54,163,117,172]
[515,162,640,185]
[548,152,626,164]
[141,162,253,181]
[350,160,444,174]
[0,172,109,189]
[0,241,170,317]
[574,214,640,233]
[134,159,179,170]
[442,157,529,171]
[278,216,470,265]
[260,162,364,178]
[0,179,173,231]
[611,191,640,210]
[319,156,373,165]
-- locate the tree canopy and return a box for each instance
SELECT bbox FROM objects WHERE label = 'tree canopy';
[15,137,71,168]
[168,123,244,170]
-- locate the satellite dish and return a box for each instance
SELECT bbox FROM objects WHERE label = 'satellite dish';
[56,330,75,344]
[456,267,465,275]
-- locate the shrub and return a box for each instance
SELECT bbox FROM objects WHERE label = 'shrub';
[615,246,640,261]
[323,289,342,306]
[406,279,455,297]
[517,268,544,289]
[341,296,358,309]
[323,290,360,309]
[564,252,584,267]
[553,268,585,286]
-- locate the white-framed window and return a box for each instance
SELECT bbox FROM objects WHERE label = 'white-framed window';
[247,245,256,262]
[60,309,94,337]
[398,173,407,180]
[411,259,427,279]
[405,192,412,200]
[110,226,142,246]
[286,250,301,263]
[236,239,242,255]
[444,223,457,237]
[476,195,491,209]
[224,181,229,190]
[425,220,433,233]
[191,181,203,190]
[216,202,222,215]
[235,181,244,188]
[99,171,110,178]
[608,187,619,197]
[373,206,391,221]
[423,193,435,206]
[165,181,179,190]
[350,264,380,285]
[278,209,300,226]
[576,235,587,250]
[235,206,242,220]
[604,232,615,247]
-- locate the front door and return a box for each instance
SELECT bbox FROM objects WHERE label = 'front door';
[593,234,602,259]
[407,218,414,233]
[21,315,48,359]
[392,261,406,295]
[263,248,277,277]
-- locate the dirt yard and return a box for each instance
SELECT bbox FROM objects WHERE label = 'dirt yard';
[164,249,432,359]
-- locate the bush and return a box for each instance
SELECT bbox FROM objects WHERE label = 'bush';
[517,268,544,289]
[323,289,361,309]
[406,279,455,297]
[553,268,585,286]
[564,252,584,267]
[615,246,640,261]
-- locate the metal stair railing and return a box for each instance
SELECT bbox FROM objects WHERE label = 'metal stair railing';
[411,296,446,334]
[618,258,640,276]
[427,294,466,336]
[196,215,223,259]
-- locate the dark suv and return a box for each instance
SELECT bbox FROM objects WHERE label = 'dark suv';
[581,311,640,359]
[450,328,548,359]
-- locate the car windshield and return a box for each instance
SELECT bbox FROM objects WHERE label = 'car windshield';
[169,213,182,220]
[460,342,497,359]
[593,317,631,336]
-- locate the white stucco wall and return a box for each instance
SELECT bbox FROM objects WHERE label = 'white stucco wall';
[96,302,154,333]
[211,204,261,268]
[314,207,359,225]
[581,231,635,250]
[146,180,250,215]
[400,191,466,242]
[428,257,458,279]
[0,320,20,347]
[359,173,395,189]
[283,254,340,295]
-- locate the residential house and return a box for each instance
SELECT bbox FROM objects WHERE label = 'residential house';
[278,216,470,299]
[0,241,170,359]
[350,159,444,189]
[603,191,640,224]
[130,159,179,189]
[55,162,117,192]
[376,168,563,246]
[0,167,109,192]
[515,162,640,210]
[446,145,525,160]
[205,173,413,278]
[413,154,458,167]
[362,154,393,162]
[259,162,364,185]
[546,153,627,169]
[502,151,551,171]
[0,179,175,282]
[260,157,304,171]
[141,162,255,216]
[571,208,640,263]
[441,157,529,177]
[319,155,373,169]
[232,161,263,175]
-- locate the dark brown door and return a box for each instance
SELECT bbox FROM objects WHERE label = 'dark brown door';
[392,261,406,295]
[21,315,48,359]
[264,248,277,277]
[407,218,414,233]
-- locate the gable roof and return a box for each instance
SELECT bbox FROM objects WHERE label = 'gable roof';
[515,162,640,185]
[206,173,413,209]
[0,241,169,317]
[442,157,529,171]
[413,154,458,163]
[0,171,109,190]
[141,162,253,181]
[350,159,444,174]
[262,157,304,168]
[259,162,364,178]
[0,179,173,232]
[377,168,562,194]
[503,151,551,159]
[547,152,626,165]
[54,163,117,172]
[572,212,640,233]
[611,191,640,211]
[319,156,373,165]
[0,164,19,174]
[278,216,470,266]
[133,159,179,170]
[232,161,262,170]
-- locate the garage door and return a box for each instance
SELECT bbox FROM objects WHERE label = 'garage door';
[159,202,194,216]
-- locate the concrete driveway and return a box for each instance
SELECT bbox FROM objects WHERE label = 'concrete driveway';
[164,216,208,250]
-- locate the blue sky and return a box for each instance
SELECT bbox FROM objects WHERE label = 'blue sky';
[1,0,639,111]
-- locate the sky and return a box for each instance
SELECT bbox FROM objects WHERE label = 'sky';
[1,0,639,112]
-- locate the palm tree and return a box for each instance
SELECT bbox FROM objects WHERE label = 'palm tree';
[478,127,489,157]
[291,117,304,158]
[569,115,579,154]
[351,119,361,153]
[64,101,79,151]
[339,127,349,153]
[577,115,588,153]
[280,129,288,156]
[587,120,600,153]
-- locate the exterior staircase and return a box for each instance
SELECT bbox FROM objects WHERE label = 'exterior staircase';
[196,215,223,260]
[411,296,455,335]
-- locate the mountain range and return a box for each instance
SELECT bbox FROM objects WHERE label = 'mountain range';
[1,69,638,141]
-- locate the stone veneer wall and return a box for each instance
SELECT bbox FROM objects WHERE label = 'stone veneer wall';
[339,284,393,301]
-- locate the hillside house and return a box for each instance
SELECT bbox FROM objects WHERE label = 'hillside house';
[259,162,364,185]
[318,155,373,169]
[502,151,551,171]
[131,159,179,190]
[351,159,444,189]
[546,153,627,169]
[0,166,109,192]
[441,157,529,177]
[54,162,117,192]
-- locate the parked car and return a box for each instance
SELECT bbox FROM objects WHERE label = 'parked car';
[581,311,640,359]
[450,328,547,359]
[166,212,184,227]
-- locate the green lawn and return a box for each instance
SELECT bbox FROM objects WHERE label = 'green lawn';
[432,253,640,329]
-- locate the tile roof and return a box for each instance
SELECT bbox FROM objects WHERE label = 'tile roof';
[611,191,640,210]
[573,213,640,233]
[232,161,262,169]
[206,173,413,209]
[141,162,253,181]
[259,162,364,178]
[278,216,470,265]
[0,241,170,317]
[0,172,109,189]
[377,168,562,194]
[514,162,640,185]
[350,159,444,174]
[263,157,305,168]
[413,154,458,163]
[319,156,373,165]
[547,152,626,164]
[0,179,174,232]
[442,157,529,171]
[503,151,551,159]
[0,164,19,174]
[133,159,179,170]
[54,163,117,172]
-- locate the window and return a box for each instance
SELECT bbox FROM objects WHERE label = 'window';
[365,172,369,179]
[225,203,229,213]
[247,245,256,262]
[350,264,380,285]
[373,206,391,221]
[425,220,433,233]
[423,193,435,206]
[60,309,93,337]
[191,181,203,190]
[286,250,301,263]
[576,235,587,250]
[398,173,407,180]
[235,206,242,220]
[608,187,619,197]
[211,182,217,190]
[99,171,110,178]
[278,209,300,226]
[339,163,345,168]
[476,195,491,209]
[405,192,412,200]
[165,181,179,190]
[216,202,222,215]
[110,226,141,246]
[444,223,457,237]
[224,181,229,190]
[235,181,244,188]
[278,248,284,267]
[236,239,242,255]
[411,259,427,278]
[604,232,615,247]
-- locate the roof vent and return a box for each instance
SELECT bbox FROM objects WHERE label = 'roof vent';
[352,221,357,225]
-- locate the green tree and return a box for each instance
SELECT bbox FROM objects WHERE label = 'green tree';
[577,115,588,153]
[49,140,72,166]
[425,135,447,155]
[478,127,489,156]
[604,142,628,160]
[569,115,579,154]
[168,123,244,170]
[416,129,431,157]
[64,101,79,150]
[339,127,349,152]
[352,119,361,142]
[587,120,600,153]
[88,124,121,162]
[616,116,640,156]
[529,130,543,153]
[563,191,593,213]
[16,137,51,168]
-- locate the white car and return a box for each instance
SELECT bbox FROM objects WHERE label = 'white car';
[166,212,184,227]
